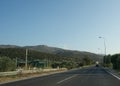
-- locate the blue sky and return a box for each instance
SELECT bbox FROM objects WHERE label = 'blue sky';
[0,0,120,54]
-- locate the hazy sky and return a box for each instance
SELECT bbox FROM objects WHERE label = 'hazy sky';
[0,0,120,54]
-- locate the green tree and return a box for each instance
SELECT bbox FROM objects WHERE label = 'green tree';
[112,55,120,69]
[0,56,16,72]
[103,55,113,68]
[116,56,120,69]
[83,56,93,65]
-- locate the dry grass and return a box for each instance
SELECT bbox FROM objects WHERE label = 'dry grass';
[0,69,66,84]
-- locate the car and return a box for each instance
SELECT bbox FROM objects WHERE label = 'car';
[96,64,99,67]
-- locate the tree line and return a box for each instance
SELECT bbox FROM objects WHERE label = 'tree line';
[103,54,120,70]
[0,48,94,72]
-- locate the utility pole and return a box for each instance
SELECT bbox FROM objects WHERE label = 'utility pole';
[97,48,101,63]
[25,49,28,70]
[16,57,17,68]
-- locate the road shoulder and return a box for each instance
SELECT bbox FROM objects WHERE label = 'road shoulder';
[104,67,120,80]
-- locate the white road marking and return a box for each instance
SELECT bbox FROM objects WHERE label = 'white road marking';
[107,71,120,80]
[57,74,78,84]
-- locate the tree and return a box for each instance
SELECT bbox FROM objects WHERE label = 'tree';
[112,55,120,69]
[103,55,113,68]
[83,56,93,65]
[0,56,16,72]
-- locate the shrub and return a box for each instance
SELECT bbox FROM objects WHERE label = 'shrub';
[0,56,16,72]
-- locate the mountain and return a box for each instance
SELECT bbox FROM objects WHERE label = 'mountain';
[24,45,102,61]
[24,45,62,54]
[0,45,20,48]
[0,45,103,61]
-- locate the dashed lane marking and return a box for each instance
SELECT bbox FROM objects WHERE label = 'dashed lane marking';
[57,74,78,84]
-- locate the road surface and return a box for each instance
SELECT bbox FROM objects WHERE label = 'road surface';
[0,66,120,86]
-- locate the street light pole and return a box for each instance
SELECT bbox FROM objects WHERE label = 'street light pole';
[25,49,28,70]
[99,37,106,56]
[99,36,107,64]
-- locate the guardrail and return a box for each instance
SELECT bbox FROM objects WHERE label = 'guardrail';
[0,71,18,76]
[0,68,67,76]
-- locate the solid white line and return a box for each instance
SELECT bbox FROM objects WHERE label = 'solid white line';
[103,67,120,80]
[57,75,78,84]
[108,71,120,80]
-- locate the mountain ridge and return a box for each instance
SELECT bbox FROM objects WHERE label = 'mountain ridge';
[0,44,103,61]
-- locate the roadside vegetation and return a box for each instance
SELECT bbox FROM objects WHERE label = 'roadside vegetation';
[0,48,94,72]
[0,68,66,83]
[103,54,120,73]
[0,56,16,72]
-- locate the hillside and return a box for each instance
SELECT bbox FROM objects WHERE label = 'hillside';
[0,45,20,48]
[0,45,103,62]
[24,45,103,61]
[24,45,61,54]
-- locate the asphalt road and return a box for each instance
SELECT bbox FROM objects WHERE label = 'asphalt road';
[0,66,120,86]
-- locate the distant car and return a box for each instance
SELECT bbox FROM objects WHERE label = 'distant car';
[96,64,99,67]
